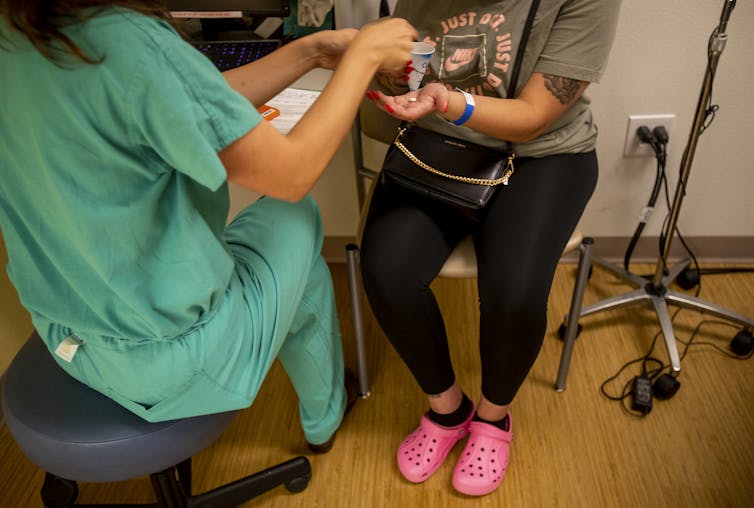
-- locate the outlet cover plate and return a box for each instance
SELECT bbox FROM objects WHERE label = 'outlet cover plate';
[623,114,675,157]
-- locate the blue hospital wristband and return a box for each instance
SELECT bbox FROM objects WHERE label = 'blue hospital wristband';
[452,89,475,126]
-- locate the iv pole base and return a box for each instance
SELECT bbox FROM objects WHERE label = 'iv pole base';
[555,255,754,392]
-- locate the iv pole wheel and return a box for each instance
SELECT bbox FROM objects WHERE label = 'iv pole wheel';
[557,322,582,340]
[730,330,754,356]
[676,267,700,290]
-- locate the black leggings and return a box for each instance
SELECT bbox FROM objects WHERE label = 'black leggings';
[360,151,598,406]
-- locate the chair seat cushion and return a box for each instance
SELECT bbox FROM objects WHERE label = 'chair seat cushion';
[1,334,237,482]
[439,229,584,279]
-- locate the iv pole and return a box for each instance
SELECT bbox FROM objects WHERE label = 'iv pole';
[555,0,754,394]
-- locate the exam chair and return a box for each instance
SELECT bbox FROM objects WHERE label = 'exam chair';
[345,99,592,397]
[1,331,312,507]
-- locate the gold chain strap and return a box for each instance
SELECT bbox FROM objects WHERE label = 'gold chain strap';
[393,127,515,186]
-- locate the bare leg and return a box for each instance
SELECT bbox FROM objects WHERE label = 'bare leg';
[427,382,464,414]
[476,395,509,422]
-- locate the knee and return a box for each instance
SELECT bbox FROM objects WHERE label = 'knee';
[358,245,386,297]
[479,280,548,327]
[273,194,323,243]
[292,196,323,253]
[253,195,323,253]
[360,243,431,306]
[359,234,402,293]
[287,195,321,228]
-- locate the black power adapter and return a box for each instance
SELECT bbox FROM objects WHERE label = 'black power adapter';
[631,375,653,414]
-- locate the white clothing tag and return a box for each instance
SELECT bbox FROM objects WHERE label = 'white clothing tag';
[55,336,80,363]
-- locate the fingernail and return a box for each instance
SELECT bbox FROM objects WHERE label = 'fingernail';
[385,104,394,113]
[405,66,415,73]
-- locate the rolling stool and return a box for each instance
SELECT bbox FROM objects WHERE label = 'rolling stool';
[1,332,311,507]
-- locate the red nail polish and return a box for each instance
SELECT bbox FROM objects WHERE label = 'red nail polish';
[385,104,394,113]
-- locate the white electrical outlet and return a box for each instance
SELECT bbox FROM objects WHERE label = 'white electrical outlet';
[623,114,675,157]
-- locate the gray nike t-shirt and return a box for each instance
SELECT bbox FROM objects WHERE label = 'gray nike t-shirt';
[393,0,621,157]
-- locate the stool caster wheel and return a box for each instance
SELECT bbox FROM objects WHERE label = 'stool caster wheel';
[285,473,311,493]
[41,474,78,508]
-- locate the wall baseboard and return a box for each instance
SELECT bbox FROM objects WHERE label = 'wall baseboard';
[0,371,4,428]
[323,235,754,265]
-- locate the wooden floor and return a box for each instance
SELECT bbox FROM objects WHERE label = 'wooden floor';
[1,262,753,507]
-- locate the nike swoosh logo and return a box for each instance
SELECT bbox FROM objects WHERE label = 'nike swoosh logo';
[444,57,467,73]
[444,48,479,73]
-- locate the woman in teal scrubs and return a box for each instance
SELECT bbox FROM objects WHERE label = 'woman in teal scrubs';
[0,1,416,450]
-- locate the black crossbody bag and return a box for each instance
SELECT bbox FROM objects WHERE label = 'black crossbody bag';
[380,0,540,219]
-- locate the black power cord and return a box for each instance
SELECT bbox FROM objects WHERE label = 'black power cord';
[600,315,753,418]
[623,125,668,272]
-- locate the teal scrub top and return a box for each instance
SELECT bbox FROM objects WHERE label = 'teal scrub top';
[0,9,262,340]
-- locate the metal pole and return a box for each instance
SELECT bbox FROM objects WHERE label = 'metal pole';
[651,0,736,286]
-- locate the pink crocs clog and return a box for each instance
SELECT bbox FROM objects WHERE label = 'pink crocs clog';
[397,409,474,483]
[452,417,512,496]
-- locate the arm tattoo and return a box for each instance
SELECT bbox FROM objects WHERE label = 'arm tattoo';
[542,74,582,105]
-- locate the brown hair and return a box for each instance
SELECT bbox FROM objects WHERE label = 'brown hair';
[0,0,173,64]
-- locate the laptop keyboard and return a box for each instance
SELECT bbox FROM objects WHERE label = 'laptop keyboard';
[193,39,282,71]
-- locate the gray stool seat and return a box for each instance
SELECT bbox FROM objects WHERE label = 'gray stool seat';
[2,333,311,507]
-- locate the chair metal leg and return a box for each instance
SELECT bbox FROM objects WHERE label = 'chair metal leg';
[555,237,594,392]
[346,243,371,398]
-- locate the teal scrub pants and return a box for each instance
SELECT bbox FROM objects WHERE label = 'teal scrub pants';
[37,196,346,446]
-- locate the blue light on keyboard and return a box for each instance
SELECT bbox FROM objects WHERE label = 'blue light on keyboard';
[194,40,282,71]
